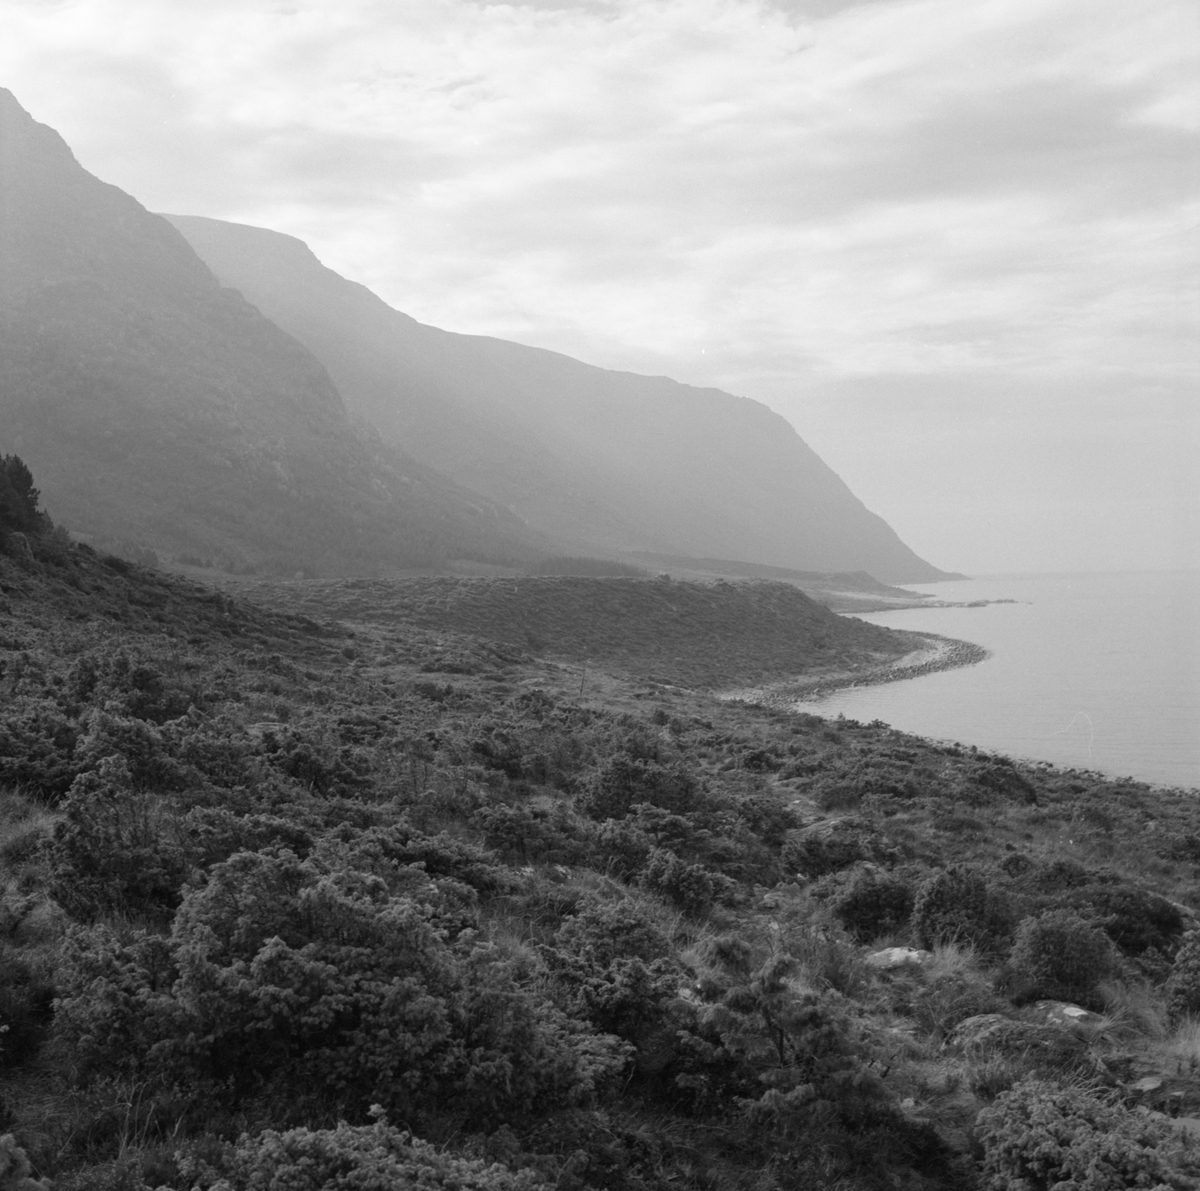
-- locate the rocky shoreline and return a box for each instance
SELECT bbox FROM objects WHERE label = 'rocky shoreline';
[718,633,990,708]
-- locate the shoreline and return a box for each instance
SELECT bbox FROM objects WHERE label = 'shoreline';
[717,633,990,708]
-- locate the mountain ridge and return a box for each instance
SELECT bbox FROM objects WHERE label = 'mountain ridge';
[167,214,953,583]
[0,88,546,575]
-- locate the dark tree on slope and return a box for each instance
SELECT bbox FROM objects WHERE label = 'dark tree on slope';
[0,453,45,533]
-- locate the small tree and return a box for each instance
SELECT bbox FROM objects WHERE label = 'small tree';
[0,455,43,534]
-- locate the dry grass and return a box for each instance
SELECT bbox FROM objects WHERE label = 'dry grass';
[1152,1016,1200,1078]
[0,790,59,871]
[1095,978,1170,1042]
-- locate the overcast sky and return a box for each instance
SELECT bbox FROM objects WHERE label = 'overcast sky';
[2,0,1196,575]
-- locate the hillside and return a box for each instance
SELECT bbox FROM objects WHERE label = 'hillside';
[0,89,544,575]
[4,481,1200,1191]
[166,215,952,584]
[217,574,921,688]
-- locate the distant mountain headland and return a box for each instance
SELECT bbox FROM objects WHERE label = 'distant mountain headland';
[1,85,952,582]
[168,214,953,584]
[0,88,546,575]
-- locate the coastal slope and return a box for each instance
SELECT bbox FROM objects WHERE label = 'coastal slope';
[0,88,545,574]
[167,214,953,584]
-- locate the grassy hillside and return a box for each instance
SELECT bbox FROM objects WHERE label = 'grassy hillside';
[3,517,1200,1190]
[214,573,922,689]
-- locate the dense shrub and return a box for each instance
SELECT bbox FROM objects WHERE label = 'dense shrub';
[1166,931,1200,1023]
[0,943,54,1068]
[640,848,735,916]
[780,817,885,878]
[1066,884,1186,961]
[53,849,625,1125]
[546,900,679,1040]
[912,866,1008,951]
[0,1132,49,1190]
[199,1113,545,1190]
[827,865,914,942]
[578,757,700,820]
[0,699,81,802]
[976,1078,1195,1190]
[49,758,191,920]
[1008,909,1117,1006]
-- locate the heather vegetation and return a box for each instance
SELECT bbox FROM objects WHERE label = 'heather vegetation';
[2,465,1200,1189]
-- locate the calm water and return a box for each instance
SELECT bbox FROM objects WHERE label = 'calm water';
[812,571,1200,790]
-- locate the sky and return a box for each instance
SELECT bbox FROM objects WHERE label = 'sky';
[1,0,1197,575]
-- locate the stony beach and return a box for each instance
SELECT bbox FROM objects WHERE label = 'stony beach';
[718,633,990,708]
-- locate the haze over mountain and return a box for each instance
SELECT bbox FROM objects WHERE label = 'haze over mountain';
[0,85,949,584]
[167,216,951,584]
[0,88,542,575]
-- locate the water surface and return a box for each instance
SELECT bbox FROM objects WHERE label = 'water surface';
[811,571,1199,790]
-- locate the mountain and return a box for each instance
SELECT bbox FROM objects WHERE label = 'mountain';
[166,216,952,583]
[0,89,544,575]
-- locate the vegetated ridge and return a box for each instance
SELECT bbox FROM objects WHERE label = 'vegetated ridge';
[166,214,953,584]
[218,573,922,689]
[4,460,1200,1191]
[0,88,545,575]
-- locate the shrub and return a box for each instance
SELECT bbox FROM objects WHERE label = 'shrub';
[0,699,81,802]
[199,1112,545,1190]
[578,758,700,820]
[827,866,913,942]
[0,1132,50,1190]
[780,817,883,878]
[976,1077,1196,1190]
[639,849,734,916]
[1008,910,1117,1007]
[0,942,54,1068]
[54,849,625,1125]
[912,866,1008,951]
[1166,931,1200,1023]
[1078,885,1186,960]
[49,758,191,920]
[546,900,679,1040]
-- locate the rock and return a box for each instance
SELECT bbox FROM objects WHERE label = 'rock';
[1172,1117,1200,1139]
[1130,1076,1165,1094]
[1032,1000,1106,1029]
[3,532,34,568]
[951,1014,1089,1065]
[865,947,932,970]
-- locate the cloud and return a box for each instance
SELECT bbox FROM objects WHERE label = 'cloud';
[0,0,1195,569]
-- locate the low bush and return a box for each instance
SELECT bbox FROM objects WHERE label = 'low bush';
[912,865,1009,952]
[639,848,735,916]
[1166,931,1200,1023]
[826,865,913,942]
[577,757,701,821]
[197,1113,545,1190]
[54,849,627,1125]
[780,817,885,878]
[1008,909,1117,1007]
[976,1077,1197,1190]
[0,1131,49,1190]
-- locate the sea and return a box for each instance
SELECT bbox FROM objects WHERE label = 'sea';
[810,570,1200,791]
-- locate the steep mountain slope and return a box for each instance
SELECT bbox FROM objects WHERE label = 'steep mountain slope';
[0,89,543,575]
[167,215,951,583]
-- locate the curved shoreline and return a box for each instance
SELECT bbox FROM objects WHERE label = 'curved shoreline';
[718,633,990,708]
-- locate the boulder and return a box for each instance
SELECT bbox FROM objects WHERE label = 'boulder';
[865,947,932,971]
[1032,1000,1106,1029]
[951,1014,1089,1066]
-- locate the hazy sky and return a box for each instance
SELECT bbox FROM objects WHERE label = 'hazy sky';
[2,0,1196,574]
